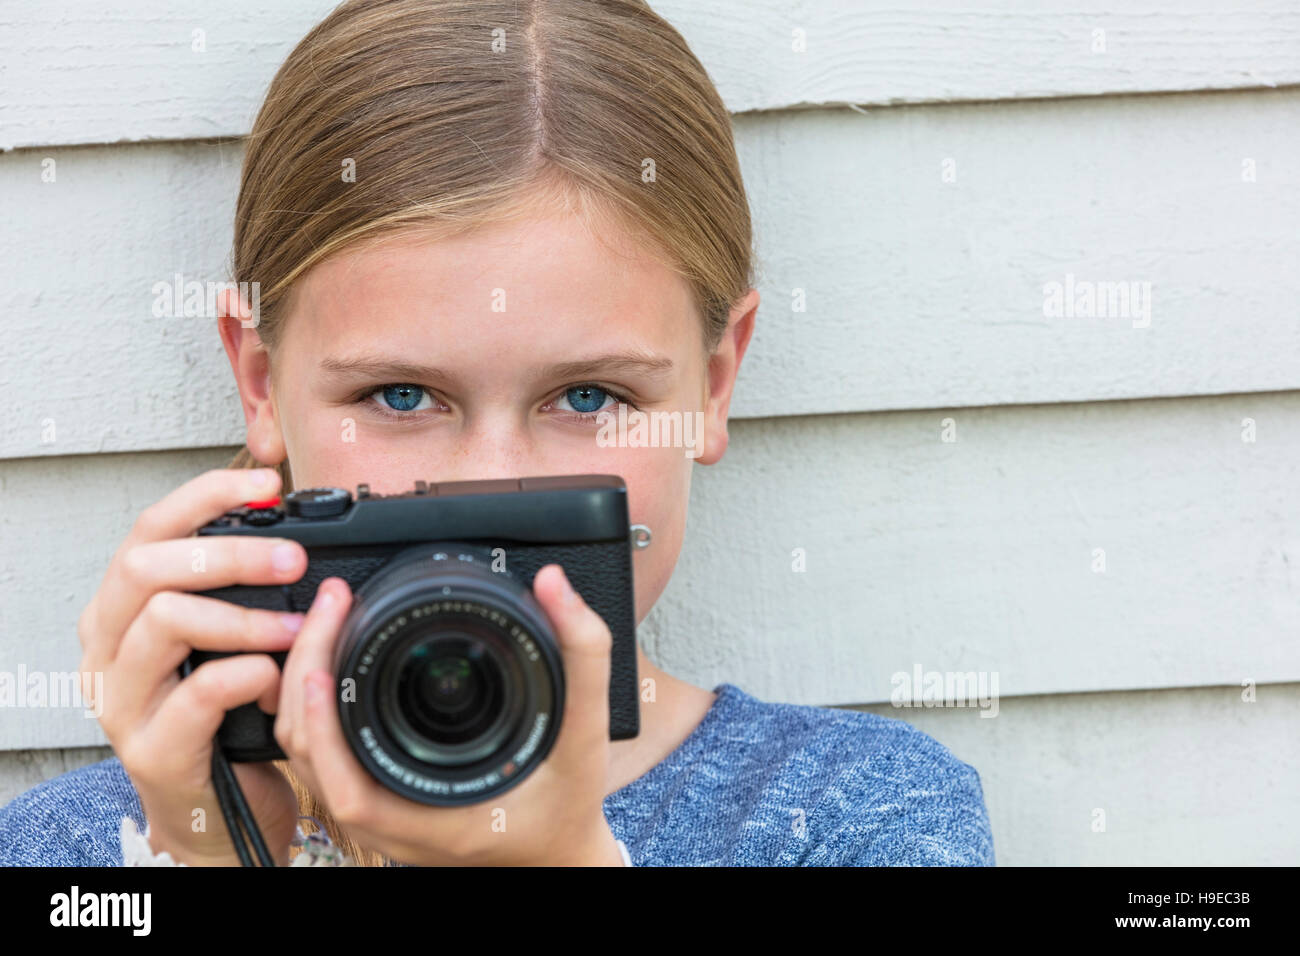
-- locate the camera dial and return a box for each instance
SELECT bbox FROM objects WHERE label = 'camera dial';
[284,487,352,518]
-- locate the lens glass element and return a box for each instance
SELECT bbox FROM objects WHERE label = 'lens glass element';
[376,612,527,767]
[398,634,504,746]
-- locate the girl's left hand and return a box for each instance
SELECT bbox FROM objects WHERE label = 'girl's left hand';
[273,563,627,866]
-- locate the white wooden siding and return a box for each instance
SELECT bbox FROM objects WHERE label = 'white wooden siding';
[3,1,1299,150]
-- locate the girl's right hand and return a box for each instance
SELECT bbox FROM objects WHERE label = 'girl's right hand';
[77,467,309,865]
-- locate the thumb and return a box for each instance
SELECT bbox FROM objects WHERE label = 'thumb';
[532,564,612,757]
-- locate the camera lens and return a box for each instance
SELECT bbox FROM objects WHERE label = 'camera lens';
[378,625,525,766]
[333,543,564,806]
[404,638,498,742]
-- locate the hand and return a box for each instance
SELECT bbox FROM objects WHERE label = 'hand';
[77,467,308,865]
[274,564,626,866]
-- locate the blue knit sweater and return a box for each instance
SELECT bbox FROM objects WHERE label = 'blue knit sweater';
[0,682,995,866]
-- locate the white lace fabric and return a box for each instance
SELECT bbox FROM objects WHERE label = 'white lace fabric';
[119,816,352,866]
[120,818,186,867]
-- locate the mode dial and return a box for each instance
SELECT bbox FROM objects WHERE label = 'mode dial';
[283,486,352,519]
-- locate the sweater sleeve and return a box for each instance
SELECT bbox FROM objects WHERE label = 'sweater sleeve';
[814,754,996,866]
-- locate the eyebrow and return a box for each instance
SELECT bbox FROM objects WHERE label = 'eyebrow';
[318,349,675,384]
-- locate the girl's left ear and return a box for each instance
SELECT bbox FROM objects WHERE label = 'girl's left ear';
[216,287,287,467]
[697,288,759,466]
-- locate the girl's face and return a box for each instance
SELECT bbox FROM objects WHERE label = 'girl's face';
[227,207,757,626]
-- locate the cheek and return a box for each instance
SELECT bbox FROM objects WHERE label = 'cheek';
[282,402,414,492]
[598,447,691,626]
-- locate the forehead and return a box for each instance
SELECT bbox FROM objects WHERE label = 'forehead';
[283,209,698,357]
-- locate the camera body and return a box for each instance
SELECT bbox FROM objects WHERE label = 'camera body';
[186,474,640,805]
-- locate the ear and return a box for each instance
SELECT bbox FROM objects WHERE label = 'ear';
[215,286,286,467]
[696,288,759,466]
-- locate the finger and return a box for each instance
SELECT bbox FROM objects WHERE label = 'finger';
[299,667,386,829]
[284,725,418,866]
[253,667,282,716]
[81,467,287,657]
[129,654,282,789]
[87,532,308,666]
[530,564,612,771]
[276,577,352,761]
[109,591,303,729]
[126,467,281,550]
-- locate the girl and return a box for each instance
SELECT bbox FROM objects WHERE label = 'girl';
[0,0,993,866]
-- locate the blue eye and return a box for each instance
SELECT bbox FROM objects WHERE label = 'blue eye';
[355,381,631,421]
[561,385,614,415]
[372,384,431,413]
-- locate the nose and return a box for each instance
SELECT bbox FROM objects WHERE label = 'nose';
[432,410,535,484]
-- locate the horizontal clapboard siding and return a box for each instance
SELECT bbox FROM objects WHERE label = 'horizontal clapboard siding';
[3,1,1300,150]
[856,682,1300,865]
[645,393,1300,705]
[4,87,1300,460]
[0,447,238,750]
[3,391,1296,749]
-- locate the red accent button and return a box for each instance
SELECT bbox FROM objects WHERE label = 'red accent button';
[244,496,282,509]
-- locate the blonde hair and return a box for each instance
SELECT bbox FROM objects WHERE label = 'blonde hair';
[224,0,754,866]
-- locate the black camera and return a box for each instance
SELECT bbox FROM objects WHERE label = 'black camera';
[185,474,641,806]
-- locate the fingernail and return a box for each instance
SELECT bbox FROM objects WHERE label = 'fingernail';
[280,613,304,634]
[250,468,275,487]
[271,543,299,572]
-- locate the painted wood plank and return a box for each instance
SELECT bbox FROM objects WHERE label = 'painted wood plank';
[3,0,1299,150]
[640,391,1300,707]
